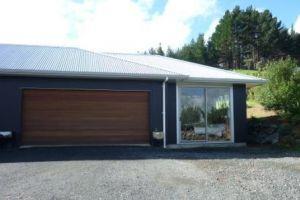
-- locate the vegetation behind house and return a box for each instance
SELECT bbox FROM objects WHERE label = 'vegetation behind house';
[148,6,300,70]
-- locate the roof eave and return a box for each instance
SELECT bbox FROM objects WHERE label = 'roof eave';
[185,77,267,86]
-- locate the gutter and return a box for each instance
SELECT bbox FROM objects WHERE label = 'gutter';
[162,77,169,148]
[186,77,267,85]
[0,69,186,80]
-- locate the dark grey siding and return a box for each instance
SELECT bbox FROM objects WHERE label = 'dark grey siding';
[0,76,248,146]
[0,76,168,146]
[233,84,247,143]
[166,82,177,145]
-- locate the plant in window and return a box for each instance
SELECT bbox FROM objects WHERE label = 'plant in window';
[208,98,229,124]
[180,106,205,130]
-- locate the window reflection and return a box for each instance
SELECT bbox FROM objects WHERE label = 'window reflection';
[207,88,231,141]
[180,88,206,141]
[180,86,231,143]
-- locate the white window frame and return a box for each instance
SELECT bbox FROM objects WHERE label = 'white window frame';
[176,82,235,144]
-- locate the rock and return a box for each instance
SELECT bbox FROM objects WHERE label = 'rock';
[292,125,300,139]
[260,132,279,144]
[279,135,296,147]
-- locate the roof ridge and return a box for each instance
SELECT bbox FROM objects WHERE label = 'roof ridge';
[152,54,265,80]
[101,52,186,77]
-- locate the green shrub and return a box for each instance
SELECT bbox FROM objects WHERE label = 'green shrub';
[256,57,300,121]
[233,69,264,102]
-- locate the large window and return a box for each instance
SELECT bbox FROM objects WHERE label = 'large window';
[179,86,232,143]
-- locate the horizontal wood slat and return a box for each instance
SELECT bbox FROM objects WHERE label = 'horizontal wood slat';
[22,89,150,145]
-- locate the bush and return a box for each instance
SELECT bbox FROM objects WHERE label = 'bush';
[233,69,264,102]
[256,57,300,121]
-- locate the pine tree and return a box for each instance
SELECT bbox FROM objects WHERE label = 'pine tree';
[166,47,177,58]
[148,47,156,55]
[156,43,165,56]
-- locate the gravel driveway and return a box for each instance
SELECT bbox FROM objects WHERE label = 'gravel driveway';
[0,147,300,200]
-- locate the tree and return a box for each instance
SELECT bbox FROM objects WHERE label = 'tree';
[257,57,300,120]
[148,43,165,56]
[178,41,197,62]
[156,43,165,56]
[148,6,300,70]
[211,10,233,68]
[210,6,290,69]
[206,41,218,66]
[148,47,156,55]
[168,34,207,65]
[191,34,207,64]
[289,27,300,63]
[166,46,177,58]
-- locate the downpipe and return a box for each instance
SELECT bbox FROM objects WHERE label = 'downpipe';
[162,77,169,148]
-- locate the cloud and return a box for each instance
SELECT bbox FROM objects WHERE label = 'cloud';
[0,0,74,46]
[76,0,217,52]
[136,0,155,10]
[294,15,300,33]
[204,18,219,42]
[0,0,217,53]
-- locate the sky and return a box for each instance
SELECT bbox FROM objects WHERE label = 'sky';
[0,0,299,53]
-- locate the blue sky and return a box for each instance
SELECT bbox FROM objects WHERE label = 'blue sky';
[0,0,299,53]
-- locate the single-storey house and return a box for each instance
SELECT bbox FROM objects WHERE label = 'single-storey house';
[0,44,265,148]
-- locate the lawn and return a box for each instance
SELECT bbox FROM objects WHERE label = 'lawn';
[247,99,277,119]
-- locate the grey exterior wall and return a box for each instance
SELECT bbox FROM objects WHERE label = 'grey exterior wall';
[233,84,247,143]
[167,83,248,145]
[0,76,247,146]
[166,82,177,145]
[0,76,168,146]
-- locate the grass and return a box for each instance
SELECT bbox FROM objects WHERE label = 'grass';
[247,100,277,119]
[247,99,258,108]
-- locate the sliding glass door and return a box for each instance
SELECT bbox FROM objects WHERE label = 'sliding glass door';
[206,88,231,141]
[180,88,206,141]
[179,85,232,143]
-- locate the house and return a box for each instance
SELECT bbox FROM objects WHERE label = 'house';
[0,44,265,148]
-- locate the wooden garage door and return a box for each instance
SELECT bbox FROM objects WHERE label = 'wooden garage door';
[22,89,150,145]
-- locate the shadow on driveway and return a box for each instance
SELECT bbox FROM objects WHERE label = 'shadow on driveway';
[0,146,299,163]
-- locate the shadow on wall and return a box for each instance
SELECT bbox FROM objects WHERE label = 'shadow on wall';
[0,146,299,163]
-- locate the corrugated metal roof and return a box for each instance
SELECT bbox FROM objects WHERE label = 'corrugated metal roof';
[0,44,265,84]
[0,44,183,79]
[106,53,266,84]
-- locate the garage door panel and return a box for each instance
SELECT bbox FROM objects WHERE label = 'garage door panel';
[23,117,148,130]
[24,90,148,103]
[23,107,148,117]
[22,89,150,145]
[22,130,149,145]
[25,101,148,110]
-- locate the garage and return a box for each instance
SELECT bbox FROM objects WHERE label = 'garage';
[21,89,150,146]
